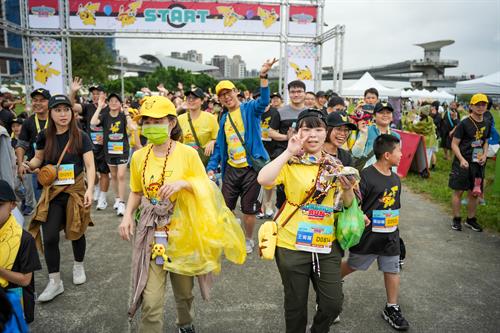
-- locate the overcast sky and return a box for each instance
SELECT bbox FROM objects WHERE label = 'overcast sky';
[116,0,500,78]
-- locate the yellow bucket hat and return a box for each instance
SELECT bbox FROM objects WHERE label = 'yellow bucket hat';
[134,96,177,122]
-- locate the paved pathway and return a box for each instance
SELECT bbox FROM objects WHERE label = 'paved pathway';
[30,188,500,332]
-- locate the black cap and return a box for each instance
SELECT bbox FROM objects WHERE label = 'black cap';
[327,96,345,108]
[89,85,105,93]
[296,108,327,129]
[107,92,122,103]
[237,91,245,98]
[374,101,394,113]
[12,118,24,125]
[30,88,51,100]
[316,91,327,97]
[431,100,440,109]
[326,89,337,98]
[48,94,72,109]
[186,88,205,99]
[270,92,282,99]
[252,89,261,98]
[0,179,16,202]
[326,112,357,130]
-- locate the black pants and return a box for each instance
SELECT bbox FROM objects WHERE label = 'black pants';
[276,245,343,333]
[42,193,86,273]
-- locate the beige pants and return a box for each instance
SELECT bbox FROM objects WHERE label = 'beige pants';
[139,260,194,333]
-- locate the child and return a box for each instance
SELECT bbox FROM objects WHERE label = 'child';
[341,134,409,331]
[449,93,490,232]
[0,179,41,324]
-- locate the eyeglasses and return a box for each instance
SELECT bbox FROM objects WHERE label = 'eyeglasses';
[289,90,305,95]
[332,127,351,135]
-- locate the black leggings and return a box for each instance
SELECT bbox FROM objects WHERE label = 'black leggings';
[41,193,86,273]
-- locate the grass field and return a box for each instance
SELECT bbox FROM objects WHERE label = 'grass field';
[402,109,500,232]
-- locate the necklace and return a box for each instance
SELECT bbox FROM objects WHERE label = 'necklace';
[142,141,173,204]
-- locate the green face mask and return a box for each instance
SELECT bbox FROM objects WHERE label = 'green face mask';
[141,124,170,145]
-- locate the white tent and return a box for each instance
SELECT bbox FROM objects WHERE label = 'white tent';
[400,88,454,101]
[343,72,401,97]
[453,71,500,95]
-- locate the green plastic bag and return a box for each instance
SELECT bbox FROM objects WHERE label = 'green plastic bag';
[336,197,365,250]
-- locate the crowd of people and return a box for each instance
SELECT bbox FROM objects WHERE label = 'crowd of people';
[0,56,497,333]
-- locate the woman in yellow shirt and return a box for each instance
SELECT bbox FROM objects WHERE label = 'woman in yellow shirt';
[258,109,355,333]
[118,96,245,333]
[177,88,219,166]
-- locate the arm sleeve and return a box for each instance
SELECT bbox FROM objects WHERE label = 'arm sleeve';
[351,131,368,157]
[18,120,30,142]
[453,121,465,139]
[210,114,219,140]
[17,232,42,273]
[206,127,223,172]
[129,152,143,193]
[81,131,94,153]
[269,110,281,130]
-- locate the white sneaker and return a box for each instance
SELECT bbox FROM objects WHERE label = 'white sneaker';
[113,198,120,210]
[246,239,255,254]
[96,196,108,210]
[265,208,274,219]
[73,264,87,285]
[117,202,125,216]
[38,279,64,302]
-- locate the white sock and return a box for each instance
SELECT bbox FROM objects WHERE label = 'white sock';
[74,261,84,268]
[115,198,120,204]
[99,191,107,201]
[387,303,398,308]
[49,272,61,283]
[95,184,100,192]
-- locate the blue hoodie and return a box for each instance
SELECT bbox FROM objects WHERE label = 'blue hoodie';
[207,86,270,176]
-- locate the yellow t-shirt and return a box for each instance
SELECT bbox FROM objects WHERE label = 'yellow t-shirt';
[130,142,206,202]
[224,108,248,168]
[178,111,219,150]
[274,163,338,251]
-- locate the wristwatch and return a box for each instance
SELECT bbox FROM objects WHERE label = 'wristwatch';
[259,73,268,79]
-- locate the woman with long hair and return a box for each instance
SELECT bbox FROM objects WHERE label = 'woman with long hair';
[119,96,245,333]
[258,109,355,333]
[22,94,95,302]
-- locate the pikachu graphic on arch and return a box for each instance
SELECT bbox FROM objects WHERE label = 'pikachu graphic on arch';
[34,59,61,84]
[258,7,279,28]
[216,6,244,27]
[77,2,100,26]
[289,62,313,81]
[116,1,142,27]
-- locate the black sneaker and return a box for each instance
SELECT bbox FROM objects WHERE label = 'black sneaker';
[465,217,483,232]
[451,217,462,231]
[178,324,195,333]
[382,305,409,331]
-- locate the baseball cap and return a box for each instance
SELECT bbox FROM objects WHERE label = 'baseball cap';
[271,92,282,99]
[185,88,205,99]
[12,118,24,125]
[0,179,16,202]
[374,101,394,113]
[296,108,327,128]
[134,96,177,122]
[48,95,72,109]
[252,89,261,98]
[316,91,327,97]
[326,112,357,130]
[327,96,345,108]
[470,93,488,105]
[30,88,51,100]
[89,85,105,93]
[107,92,122,103]
[215,80,236,95]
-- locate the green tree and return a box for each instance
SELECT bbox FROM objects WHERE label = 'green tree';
[71,38,114,84]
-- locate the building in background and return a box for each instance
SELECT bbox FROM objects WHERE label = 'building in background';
[171,50,203,64]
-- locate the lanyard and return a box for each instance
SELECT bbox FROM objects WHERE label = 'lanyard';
[34,115,48,134]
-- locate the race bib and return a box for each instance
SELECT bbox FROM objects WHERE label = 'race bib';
[152,230,168,265]
[230,145,247,165]
[472,148,484,163]
[108,141,124,155]
[471,140,482,148]
[261,127,271,141]
[90,131,104,145]
[372,209,399,233]
[54,164,75,185]
[295,222,333,253]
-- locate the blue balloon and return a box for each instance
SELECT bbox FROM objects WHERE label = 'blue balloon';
[246,9,254,19]
[103,5,112,16]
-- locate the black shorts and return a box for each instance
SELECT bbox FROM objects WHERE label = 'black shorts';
[106,154,129,166]
[94,145,110,174]
[221,165,261,215]
[448,158,485,191]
